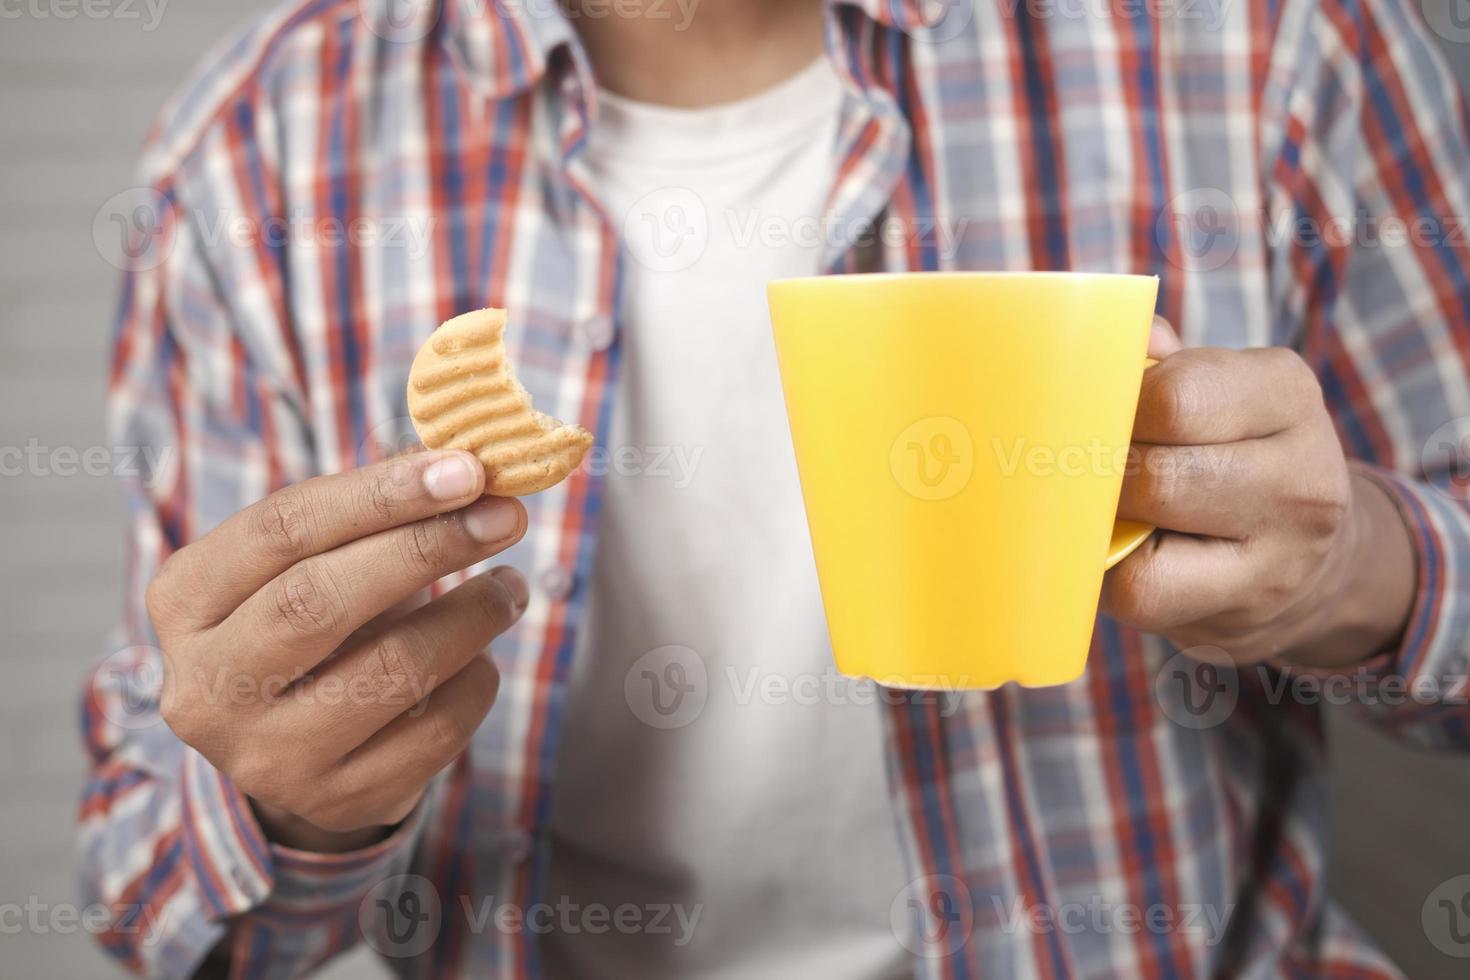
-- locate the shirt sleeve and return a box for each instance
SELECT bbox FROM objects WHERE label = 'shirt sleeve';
[76,135,431,977]
[1265,0,1470,748]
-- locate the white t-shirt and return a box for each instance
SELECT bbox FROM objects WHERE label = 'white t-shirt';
[543,59,911,979]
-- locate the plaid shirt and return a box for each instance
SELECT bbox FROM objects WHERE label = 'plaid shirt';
[78,0,1470,976]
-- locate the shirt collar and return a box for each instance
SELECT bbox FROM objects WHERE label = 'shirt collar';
[439,0,582,101]
[439,0,943,102]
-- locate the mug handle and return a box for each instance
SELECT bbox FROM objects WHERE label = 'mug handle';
[1103,357,1158,570]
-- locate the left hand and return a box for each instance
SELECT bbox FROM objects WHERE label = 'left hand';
[1100,317,1416,669]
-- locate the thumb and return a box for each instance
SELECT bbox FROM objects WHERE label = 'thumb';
[1148,315,1184,359]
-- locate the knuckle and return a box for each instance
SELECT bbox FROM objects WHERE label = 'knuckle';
[298,797,358,834]
[360,467,402,522]
[1271,345,1311,381]
[1177,446,1218,496]
[469,657,501,714]
[144,577,167,626]
[426,706,476,756]
[157,674,199,740]
[1295,471,1351,536]
[1267,347,1322,407]
[227,751,280,802]
[1260,572,1296,609]
[1141,449,1180,513]
[270,562,345,638]
[1142,446,1213,514]
[363,632,421,703]
[253,489,315,560]
[1106,557,1165,629]
[468,577,517,633]
[400,520,449,574]
[145,562,182,631]
[1156,370,1203,434]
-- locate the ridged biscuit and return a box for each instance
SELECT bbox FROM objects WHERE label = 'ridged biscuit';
[408,309,594,496]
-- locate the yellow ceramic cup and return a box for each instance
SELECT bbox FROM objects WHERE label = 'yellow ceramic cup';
[768,272,1159,690]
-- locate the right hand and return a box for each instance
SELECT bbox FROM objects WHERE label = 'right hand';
[145,450,528,852]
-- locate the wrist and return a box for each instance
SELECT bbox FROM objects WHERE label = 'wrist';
[250,798,403,854]
[1277,468,1416,670]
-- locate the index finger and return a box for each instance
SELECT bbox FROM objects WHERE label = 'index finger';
[157,450,486,628]
[1132,346,1320,446]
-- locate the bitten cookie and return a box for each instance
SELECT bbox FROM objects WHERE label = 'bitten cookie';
[407,309,594,496]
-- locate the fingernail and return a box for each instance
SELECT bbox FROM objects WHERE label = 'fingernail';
[490,566,530,611]
[423,453,480,501]
[463,497,522,544]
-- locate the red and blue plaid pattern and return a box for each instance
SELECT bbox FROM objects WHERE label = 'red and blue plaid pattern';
[79,0,1470,976]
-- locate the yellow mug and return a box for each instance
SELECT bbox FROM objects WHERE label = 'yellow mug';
[768,272,1159,690]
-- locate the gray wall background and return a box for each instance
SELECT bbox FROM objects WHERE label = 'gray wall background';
[2,2,1469,977]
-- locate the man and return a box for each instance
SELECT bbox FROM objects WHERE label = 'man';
[78,0,1470,976]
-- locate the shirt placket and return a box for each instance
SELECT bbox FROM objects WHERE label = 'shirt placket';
[485,54,626,980]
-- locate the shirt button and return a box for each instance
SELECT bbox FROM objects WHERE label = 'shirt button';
[540,566,575,602]
[578,314,615,352]
[500,829,533,864]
